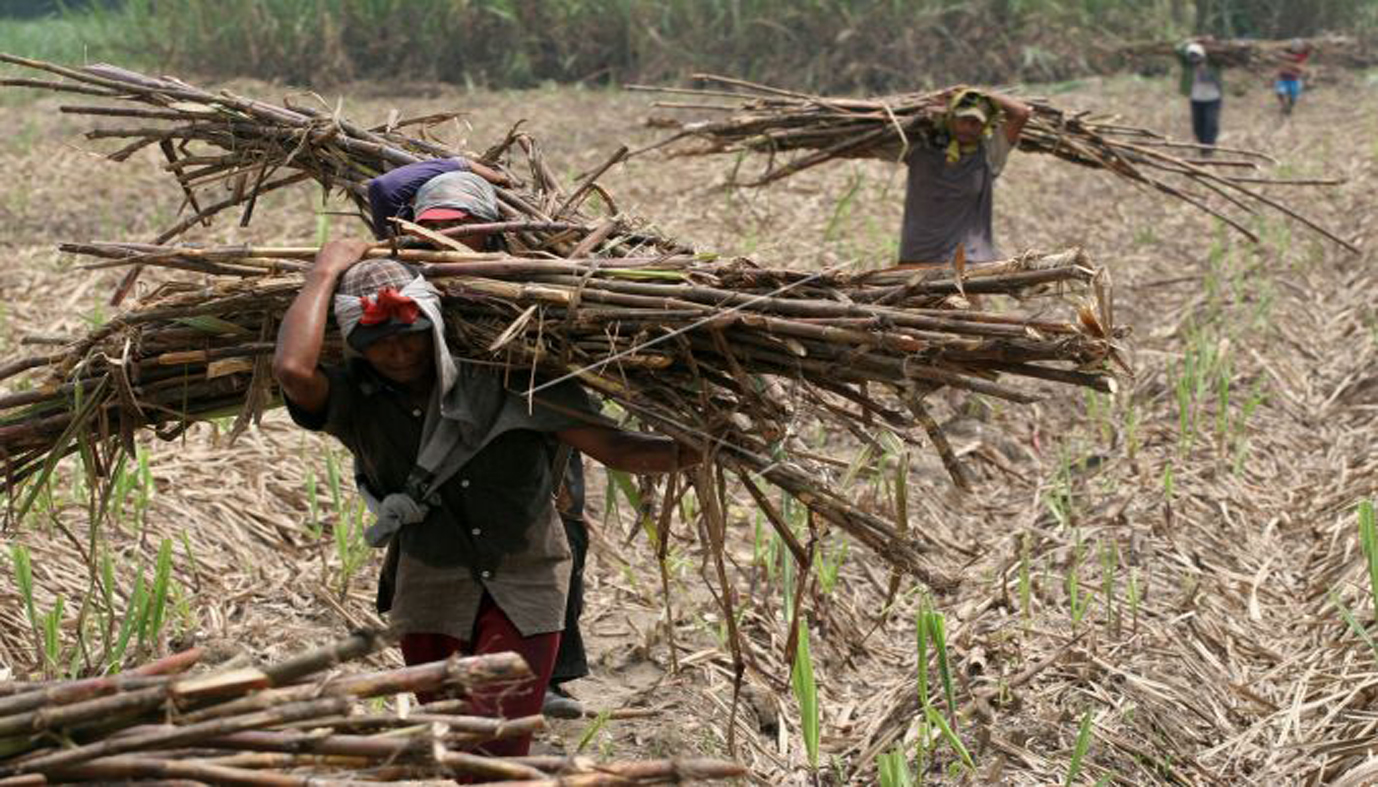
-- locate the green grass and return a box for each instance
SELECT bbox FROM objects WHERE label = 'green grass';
[877,743,916,787]
[791,621,820,771]
[924,705,975,773]
[1359,500,1378,623]
[575,709,613,755]
[1126,565,1141,632]
[1331,588,1378,660]
[1065,708,1095,785]
[1065,536,1093,628]
[10,545,40,665]
[817,537,848,596]
[1,435,213,678]
[0,15,135,68]
[333,498,371,600]
[915,598,971,774]
[1019,532,1034,622]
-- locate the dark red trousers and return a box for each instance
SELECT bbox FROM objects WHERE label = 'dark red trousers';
[400,593,560,759]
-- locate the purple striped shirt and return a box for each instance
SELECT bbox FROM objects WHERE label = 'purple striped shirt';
[366,158,470,239]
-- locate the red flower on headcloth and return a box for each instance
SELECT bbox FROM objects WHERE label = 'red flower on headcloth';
[358,288,421,326]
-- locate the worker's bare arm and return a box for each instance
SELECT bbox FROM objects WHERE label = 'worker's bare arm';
[555,426,701,474]
[272,239,372,415]
[988,91,1032,145]
[468,160,511,188]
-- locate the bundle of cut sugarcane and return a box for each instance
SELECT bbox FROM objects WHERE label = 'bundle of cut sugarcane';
[630,74,1357,253]
[1116,34,1374,70]
[0,56,1123,587]
[0,53,683,304]
[0,242,1122,586]
[0,628,743,785]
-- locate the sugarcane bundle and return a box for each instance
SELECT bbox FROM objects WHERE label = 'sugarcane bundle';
[0,240,1123,586]
[1117,34,1375,70]
[0,628,744,784]
[0,56,1124,588]
[0,53,682,304]
[630,74,1357,253]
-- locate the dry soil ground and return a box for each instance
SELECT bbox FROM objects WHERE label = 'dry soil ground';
[1,70,1376,785]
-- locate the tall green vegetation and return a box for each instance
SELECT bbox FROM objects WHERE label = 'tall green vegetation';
[2,0,116,18]
[0,15,126,66]
[0,0,1221,90]
[1195,0,1378,38]
[4,1,1371,90]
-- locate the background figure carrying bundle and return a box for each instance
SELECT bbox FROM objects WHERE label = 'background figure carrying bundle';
[1178,39,1224,152]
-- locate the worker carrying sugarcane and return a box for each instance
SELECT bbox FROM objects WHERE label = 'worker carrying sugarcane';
[368,158,593,719]
[272,238,699,760]
[1274,38,1311,116]
[899,88,1031,265]
[1177,40,1224,151]
[367,157,509,249]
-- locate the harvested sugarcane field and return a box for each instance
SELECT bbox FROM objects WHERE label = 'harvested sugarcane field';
[0,2,1376,785]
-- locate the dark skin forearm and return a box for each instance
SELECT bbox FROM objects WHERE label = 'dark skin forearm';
[986,90,1032,145]
[272,239,372,414]
[468,160,511,187]
[556,426,700,475]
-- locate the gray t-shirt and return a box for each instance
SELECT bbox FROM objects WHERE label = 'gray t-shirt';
[898,128,1012,264]
[1190,63,1223,102]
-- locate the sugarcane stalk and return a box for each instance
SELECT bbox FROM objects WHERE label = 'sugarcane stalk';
[179,652,530,724]
[0,674,172,720]
[245,713,543,740]
[2,697,350,776]
[506,754,749,780]
[260,628,390,686]
[38,754,346,786]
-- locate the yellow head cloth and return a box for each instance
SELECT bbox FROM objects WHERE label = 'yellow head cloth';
[943,89,1001,164]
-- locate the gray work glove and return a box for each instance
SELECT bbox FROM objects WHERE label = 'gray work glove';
[362,491,429,548]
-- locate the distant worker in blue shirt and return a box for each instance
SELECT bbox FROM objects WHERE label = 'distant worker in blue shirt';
[1274,39,1310,117]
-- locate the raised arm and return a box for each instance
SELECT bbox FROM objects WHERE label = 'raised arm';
[272,239,371,415]
[989,91,1032,146]
[555,426,700,475]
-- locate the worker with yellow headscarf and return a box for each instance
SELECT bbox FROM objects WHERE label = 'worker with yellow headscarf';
[898,88,1031,265]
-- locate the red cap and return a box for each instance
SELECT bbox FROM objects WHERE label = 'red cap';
[358,287,422,327]
[416,207,470,223]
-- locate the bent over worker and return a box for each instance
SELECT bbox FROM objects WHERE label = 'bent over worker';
[366,156,509,244]
[899,88,1031,265]
[273,240,698,758]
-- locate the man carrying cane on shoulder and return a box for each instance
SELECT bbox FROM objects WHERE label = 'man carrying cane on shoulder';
[898,87,1031,266]
[272,239,698,760]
